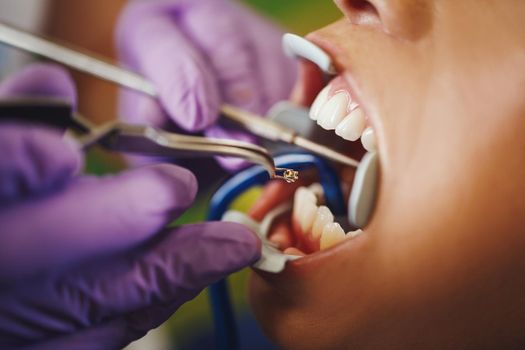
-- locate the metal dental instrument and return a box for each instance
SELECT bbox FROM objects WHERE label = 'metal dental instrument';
[0,98,300,182]
[0,21,359,169]
[96,123,299,182]
[221,105,359,168]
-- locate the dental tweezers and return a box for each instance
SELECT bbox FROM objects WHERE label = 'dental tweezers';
[0,21,359,170]
[0,97,299,182]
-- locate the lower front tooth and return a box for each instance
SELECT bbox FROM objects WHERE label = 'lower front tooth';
[312,206,334,239]
[308,183,325,203]
[300,200,318,234]
[361,127,377,152]
[347,229,364,239]
[293,187,316,223]
[320,222,346,250]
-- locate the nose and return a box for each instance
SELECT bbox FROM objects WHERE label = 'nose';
[333,0,433,40]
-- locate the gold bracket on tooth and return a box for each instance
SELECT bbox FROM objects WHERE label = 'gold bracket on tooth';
[275,168,299,183]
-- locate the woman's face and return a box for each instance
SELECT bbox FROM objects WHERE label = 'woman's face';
[249,1,525,349]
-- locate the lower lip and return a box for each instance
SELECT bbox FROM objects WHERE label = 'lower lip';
[253,232,369,281]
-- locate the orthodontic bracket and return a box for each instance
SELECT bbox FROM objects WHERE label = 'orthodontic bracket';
[275,168,300,183]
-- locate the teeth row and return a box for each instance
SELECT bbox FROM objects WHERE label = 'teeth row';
[293,184,362,250]
[309,85,377,152]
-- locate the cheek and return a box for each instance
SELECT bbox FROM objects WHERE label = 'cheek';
[372,102,525,311]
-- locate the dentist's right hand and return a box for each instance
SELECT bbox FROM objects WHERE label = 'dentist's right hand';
[116,0,297,170]
[0,64,261,350]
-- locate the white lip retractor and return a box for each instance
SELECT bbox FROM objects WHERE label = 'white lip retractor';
[283,33,337,75]
[222,204,299,274]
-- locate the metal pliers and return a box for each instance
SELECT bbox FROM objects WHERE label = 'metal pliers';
[0,98,298,182]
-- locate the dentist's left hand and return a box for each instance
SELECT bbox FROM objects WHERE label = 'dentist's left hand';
[0,64,261,350]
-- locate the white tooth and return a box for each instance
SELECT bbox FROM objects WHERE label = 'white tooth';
[335,107,366,142]
[361,127,377,152]
[312,206,334,239]
[300,201,318,234]
[292,193,304,225]
[293,187,317,225]
[307,183,325,203]
[320,222,346,250]
[309,85,331,121]
[347,229,364,239]
[349,100,359,111]
[317,92,349,130]
[295,187,317,204]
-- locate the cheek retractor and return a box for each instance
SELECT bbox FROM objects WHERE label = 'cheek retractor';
[348,152,379,228]
[223,204,299,274]
[283,33,337,75]
[283,33,379,229]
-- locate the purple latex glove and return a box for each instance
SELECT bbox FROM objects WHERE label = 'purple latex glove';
[0,64,261,349]
[116,0,297,170]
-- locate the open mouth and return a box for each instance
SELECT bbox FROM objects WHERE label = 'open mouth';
[249,58,379,260]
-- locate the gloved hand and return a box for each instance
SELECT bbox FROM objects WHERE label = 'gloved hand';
[0,64,261,349]
[116,0,297,170]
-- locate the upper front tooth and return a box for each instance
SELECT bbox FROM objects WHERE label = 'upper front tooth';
[317,92,349,130]
[293,187,319,233]
[320,222,346,250]
[309,85,331,121]
[361,127,377,152]
[312,206,334,239]
[335,107,367,142]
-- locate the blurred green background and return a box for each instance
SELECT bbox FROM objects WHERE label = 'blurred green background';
[244,0,341,33]
[100,1,342,349]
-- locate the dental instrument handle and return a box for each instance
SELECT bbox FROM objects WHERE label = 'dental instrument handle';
[0,22,357,169]
[0,22,157,97]
[219,104,296,143]
[294,136,360,168]
[0,22,281,141]
[102,123,278,178]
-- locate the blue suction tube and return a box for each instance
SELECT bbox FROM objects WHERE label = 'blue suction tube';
[207,153,345,350]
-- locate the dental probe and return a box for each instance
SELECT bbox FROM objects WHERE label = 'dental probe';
[0,21,359,169]
[221,104,359,168]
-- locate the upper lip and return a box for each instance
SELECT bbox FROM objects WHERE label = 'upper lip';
[304,33,378,136]
[306,31,350,79]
